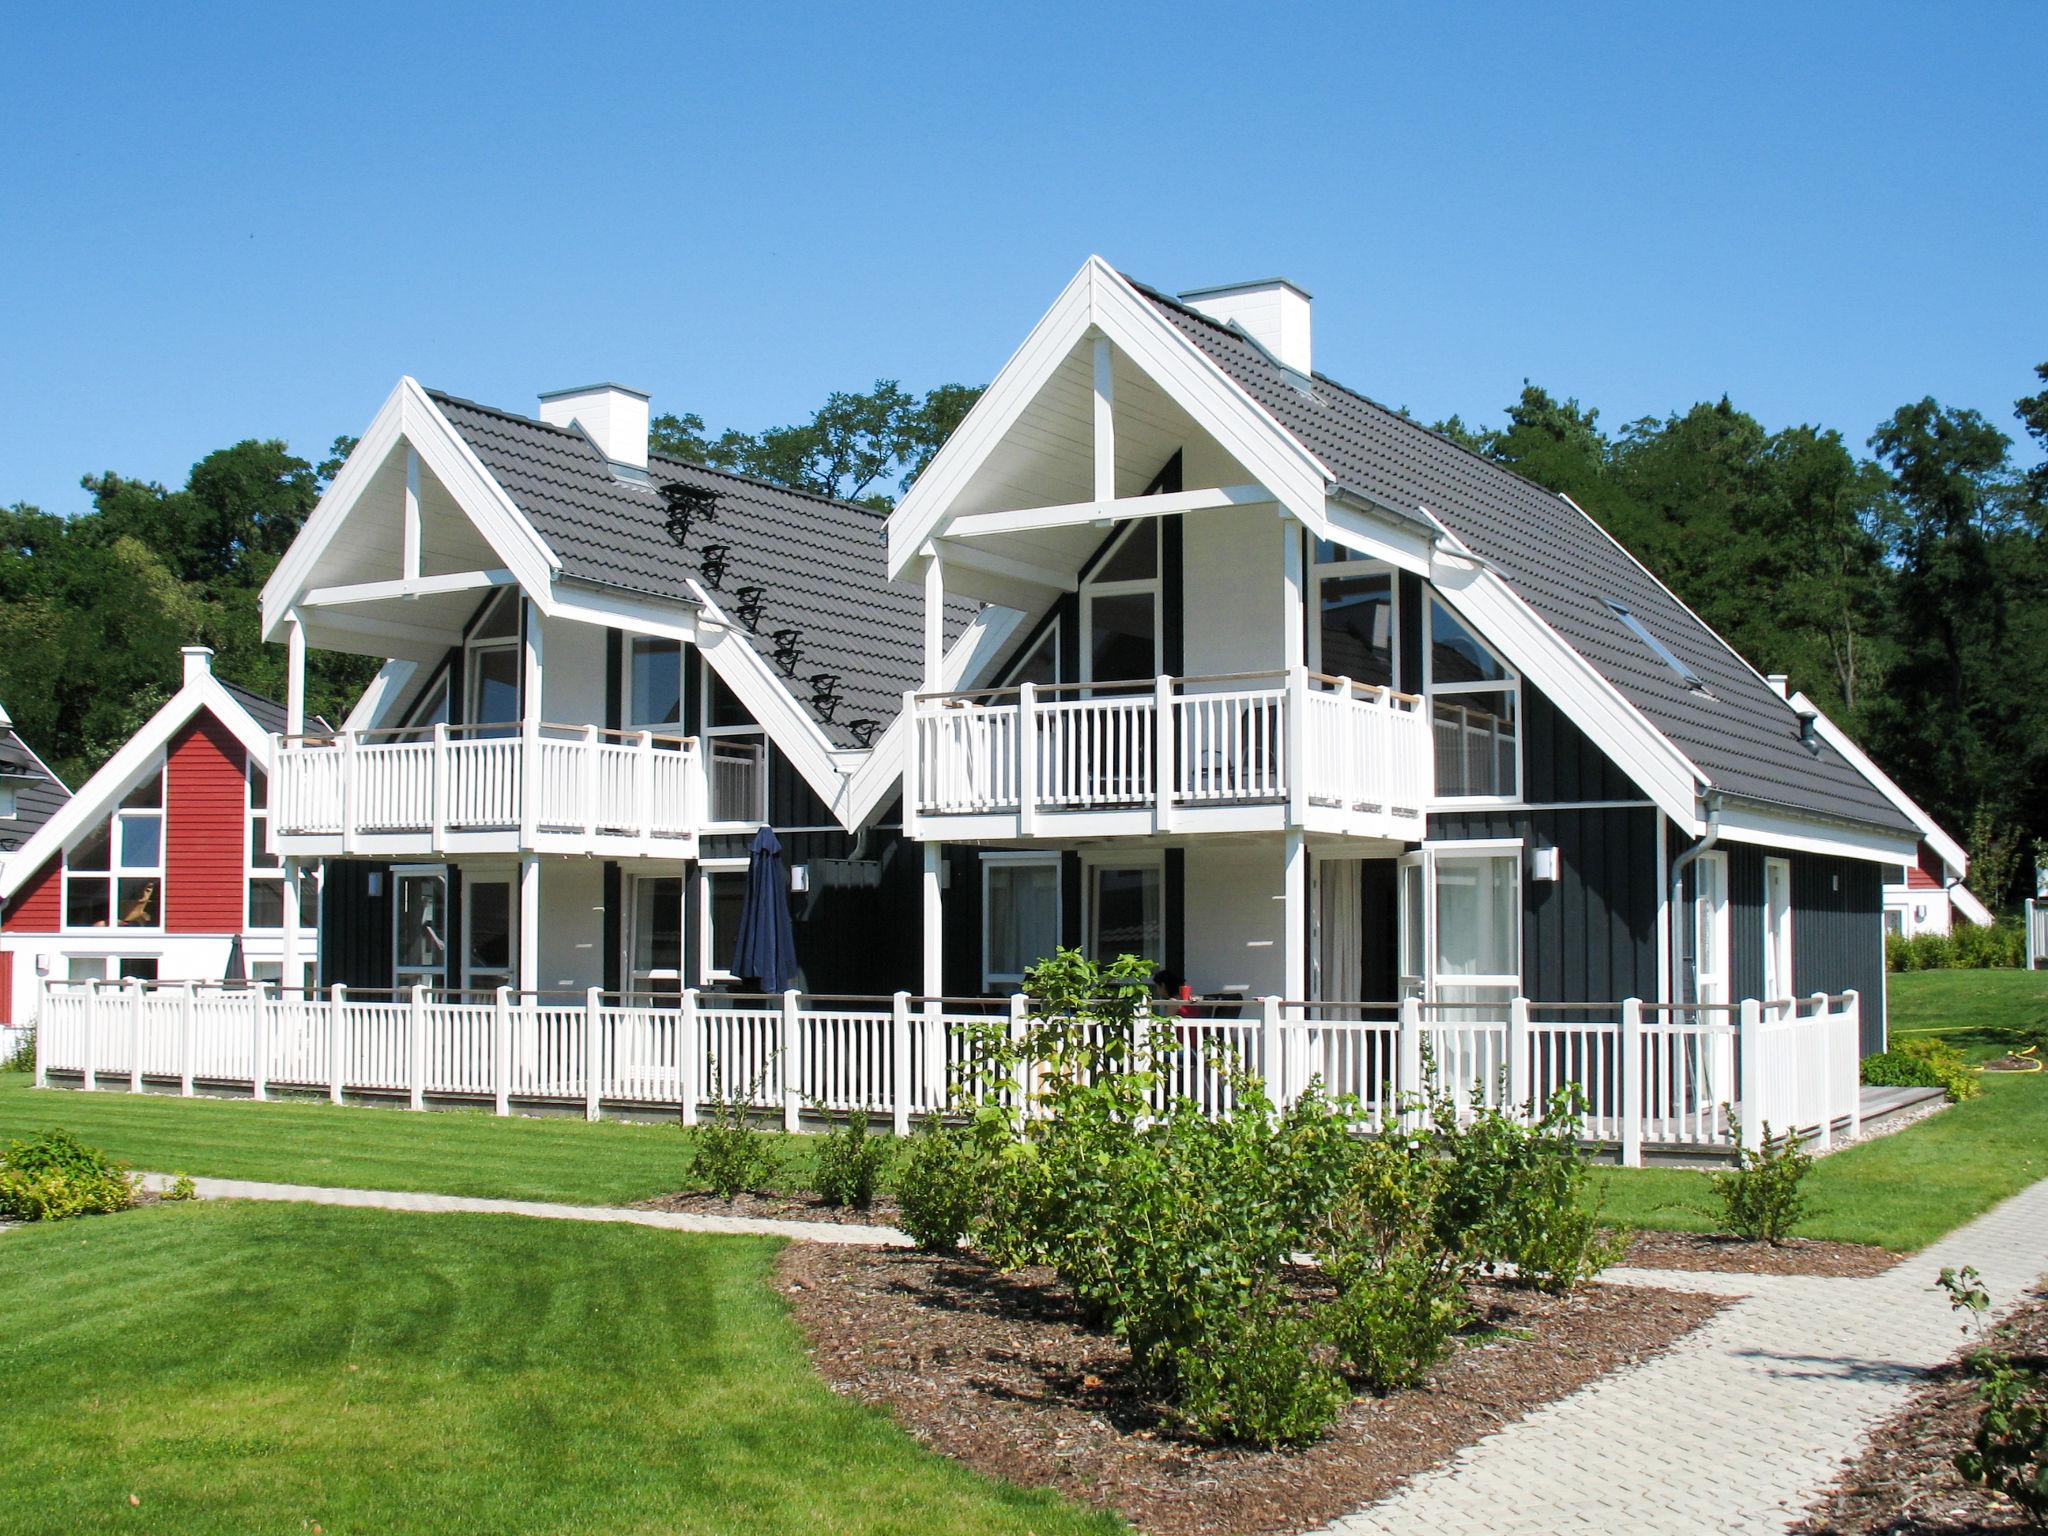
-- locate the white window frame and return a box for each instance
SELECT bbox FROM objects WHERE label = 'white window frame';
[624,635,685,732]
[1081,850,1165,968]
[1309,550,1399,685]
[1762,856,1794,1008]
[391,864,450,992]
[980,852,1063,991]
[1424,593,1522,806]
[462,590,522,733]
[1693,850,1730,1006]
[63,763,166,934]
[697,857,750,984]
[625,872,688,996]
[701,657,769,828]
[0,784,16,820]
[243,756,313,934]
[1401,838,1525,1003]
[1079,523,1161,688]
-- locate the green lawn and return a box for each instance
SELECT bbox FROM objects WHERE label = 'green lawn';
[1595,968,2048,1250]
[0,1071,814,1204]
[0,1200,1115,1536]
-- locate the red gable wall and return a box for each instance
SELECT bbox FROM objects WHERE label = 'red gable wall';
[165,710,247,934]
[3,851,63,933]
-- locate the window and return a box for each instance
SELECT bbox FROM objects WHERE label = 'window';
[393,870,449,990]
[68,956,159,983]
[628,876,685,997]
[1081,524,1159,685]
[1088,861,1162,967]
[1693,852,1730,1006]
[65,768,164,929]
[463,878,515,995]
[464,590,521,736]
[1398,844,1522,1007]
[245,763,315,930]
[1604,600,1708,695]
[1427,598,1519,799]
[1883,908,1905,939]
[982,856,1060,989]
[628,637,682,729]
[0,784,15,819]
[1312,546,1396,689]
[118,957,158,982]
[702,865,749,981]
[703,663,767,825]
[1763,857,1794,1005]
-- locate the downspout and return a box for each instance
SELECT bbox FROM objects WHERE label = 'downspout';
[1667,791,1724,1005]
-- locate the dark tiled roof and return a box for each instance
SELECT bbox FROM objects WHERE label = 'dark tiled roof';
[1130,281,1913,835]
[430,392,976,748]
[0,721,70,856]
[218,679,327,738]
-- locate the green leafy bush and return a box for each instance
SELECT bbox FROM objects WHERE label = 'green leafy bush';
[1862,1036,1979,1102]
[0,1129,137,1221]
[161,1173,198,1202]
[892,1116,982,1249]
[683,1065,775,1200]
[1939,1267,2048,1520]
[1,1027,33,1074]
[1171,1295,1350,1448]
[1887,918,2024,972]
[812,1109,888,1209]
[1718,1119,1813,1243]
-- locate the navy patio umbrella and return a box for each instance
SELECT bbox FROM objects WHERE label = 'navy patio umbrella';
[729,825,797,993]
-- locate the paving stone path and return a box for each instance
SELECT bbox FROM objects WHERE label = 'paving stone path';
[1316,1174,2048,1536]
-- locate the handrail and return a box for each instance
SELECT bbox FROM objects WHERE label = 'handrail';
[277,722,698,748]
[915,671,1427,708]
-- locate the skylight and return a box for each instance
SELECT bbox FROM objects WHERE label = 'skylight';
[1604,601,1709,694]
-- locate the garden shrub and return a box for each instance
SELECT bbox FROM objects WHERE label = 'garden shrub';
[1887,918,2024,972]
[161,1173,198,1202]
[1718,1119,1813,1243]
[683,1065,776,1200]
[892,1115,982,1249]
[1939,1267,2048,1520]
[1862,1036,1979,1102]
[0,1129,137,1221]
[812,1109,888,1209]
[1,1027,32,1074]
[1172,1293,1349,1448]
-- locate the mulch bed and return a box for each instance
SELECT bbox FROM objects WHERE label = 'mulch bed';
[1619,1227,1902,1278]
[640,1189,902,1228]
[777,1244,1726,1536]
[1798,1283,2048,1534]
[1981,1056,2042,1074]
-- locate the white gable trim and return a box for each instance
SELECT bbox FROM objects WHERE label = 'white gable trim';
[0,674,275,902]
[261,378,560,640]
[1791,691,1968,873]
[888,257,1333,579]
[1712,796,1919,866]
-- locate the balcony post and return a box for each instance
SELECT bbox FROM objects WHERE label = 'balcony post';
[329,983,347,1105]
[922,552,945,689]
[518,855,540,996]
[1285,666,1309,826]
[1619,997,1643,1167]
[519,596,543,849]
[284,608,307,738]
[430,722,448,852]
[339,729,357,855]
[1336,675,1355,814]
[637,731,655,854]
[1017,682,1038,835]
[580,723,598,838]
[1153,674,1176,834]
[1282,829,1308,1008]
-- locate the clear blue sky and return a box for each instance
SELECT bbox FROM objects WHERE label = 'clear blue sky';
[4,1,2041,517]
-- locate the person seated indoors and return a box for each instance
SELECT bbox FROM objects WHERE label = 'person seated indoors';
[1152,969,1193,1018]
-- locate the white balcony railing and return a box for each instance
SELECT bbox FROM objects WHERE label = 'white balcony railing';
[271,723,701,851]
[908,669,1431,833]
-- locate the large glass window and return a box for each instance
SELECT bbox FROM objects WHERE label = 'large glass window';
[628,637,682,728]
[1081,524,1160,686]
[65,768,164,929]
[983,857,1060,988]
[464,879,515,995]
[1317,570,1395,687]
[1088,862,1162,967]
[629,876,685,997]
[394,870,449,989]
[703,663,767,825]
[1428,598,1519,799]
[1433,854,1519,984]
[703,867,749,981]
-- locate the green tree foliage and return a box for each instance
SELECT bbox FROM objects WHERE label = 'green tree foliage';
[0,441,377,786]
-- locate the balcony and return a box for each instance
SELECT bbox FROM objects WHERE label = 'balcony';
[906,670,1431,842]
[270,722,704,858]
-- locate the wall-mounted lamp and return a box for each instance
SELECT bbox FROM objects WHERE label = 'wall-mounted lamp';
[1529,846,1561,883]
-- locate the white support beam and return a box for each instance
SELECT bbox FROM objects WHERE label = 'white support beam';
[302,569,517,609]
[922,553,945,691]
[945,484,1271,541]
[518,854,540,994]
[1280,519,1306,671]
[1093,334,1115,503]
[1282,831,1308,1005]
[280,857,302,990]
[930,539,1078,594]
[922,841,945,997]
[402,445,422,582]
[284,610,306,737]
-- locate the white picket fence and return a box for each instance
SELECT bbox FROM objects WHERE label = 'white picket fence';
[32,980,1863,1163]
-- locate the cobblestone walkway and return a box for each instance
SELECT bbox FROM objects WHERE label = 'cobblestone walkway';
[1317,1175,2048,1535]
[138,1173,911,1247]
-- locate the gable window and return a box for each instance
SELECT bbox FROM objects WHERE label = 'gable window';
[1311,545,1396,688]
[1427,597,1519,800]
[982,854,1060,990]
[463,590,521,737]
[1081,523,1160,685]
[245,763,313,930]
[703,663,768,826]
[0,784,16,820]
[65,768,164,929]
[1008,628,1059,688]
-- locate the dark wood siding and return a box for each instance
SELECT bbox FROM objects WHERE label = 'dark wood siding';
[318,859,393,991]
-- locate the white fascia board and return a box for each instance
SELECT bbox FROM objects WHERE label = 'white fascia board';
[1791,690,1967,874]
[944,484,1270,541]
[888,256,1331,579]
[1713,796,1919,866]
[262,379,560,640]
[1427,556,1705,834]
[843,712,910,830]
[344,661,419,734]
[1319,495,1434,578]
[1952,884,1995,925]
[0,677,273,902]
[943,606,1025,691]
[550,580,702,643]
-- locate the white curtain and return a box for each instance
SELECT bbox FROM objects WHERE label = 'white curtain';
[1318,858,1363,1006]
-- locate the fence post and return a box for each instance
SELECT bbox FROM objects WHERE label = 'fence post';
[891,990,912,1135]
[33,981,48,1088]
[129,977,146,1093]
[430,721,448,854]
[1397,995,1423,1128]
[1507,994,1532,1116]
[1259,993,1283,1109]
[1153,672,1176,834]
[922,994,945,1110]
[1737,996,1763,1152]
[251,982,269,1102]
[180,981,196,1097]
[492,985,511,1116]
[781,990,802,1133]
[408,983,427,1111]
[584,986,603,1122]
[1810,990,1833,1151]
[328,984,347,1105]
[1842,989,1862,1140]
[1619,997,1644,1168]
[83,982,98,1092]
[1007,990,1032,1118]
[679,988,701,1127]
